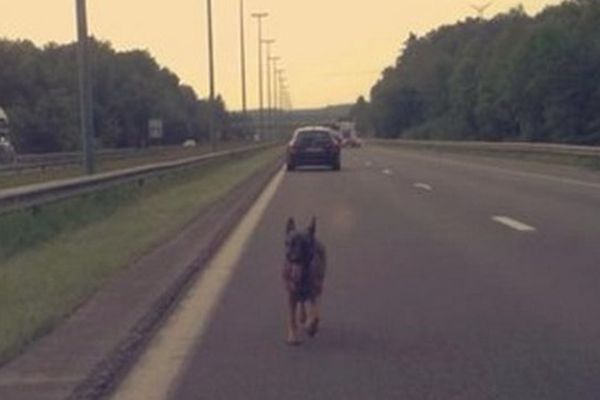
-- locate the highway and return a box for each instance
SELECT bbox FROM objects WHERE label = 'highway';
[113,146,600,399]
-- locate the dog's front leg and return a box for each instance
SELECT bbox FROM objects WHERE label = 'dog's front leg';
[306,298,321,337]
[298,302,307,325]
[287,296,302,345]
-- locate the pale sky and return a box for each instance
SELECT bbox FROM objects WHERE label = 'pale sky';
[3,0,562,110]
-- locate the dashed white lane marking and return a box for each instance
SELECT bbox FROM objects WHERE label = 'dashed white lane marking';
[414,183,433,191]
[382,169,393,175]
[375,147,600,190]
[112,168,286,400]
[492,216,536,232]
[365,161,373,167]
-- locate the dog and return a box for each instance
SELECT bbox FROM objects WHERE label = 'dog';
[283,217,327,345]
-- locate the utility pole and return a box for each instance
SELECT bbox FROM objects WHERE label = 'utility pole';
[239,0,248,132]
[207,0,217,151]
[75,0,95,174]
[251,12,268,140]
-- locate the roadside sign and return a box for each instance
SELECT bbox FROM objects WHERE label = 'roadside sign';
[148,119,164,140]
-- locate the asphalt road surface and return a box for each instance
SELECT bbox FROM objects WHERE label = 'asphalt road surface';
[114,146,600,400]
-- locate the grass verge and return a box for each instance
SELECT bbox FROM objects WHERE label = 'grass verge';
[372,142,600,170]
[0,147,282,364]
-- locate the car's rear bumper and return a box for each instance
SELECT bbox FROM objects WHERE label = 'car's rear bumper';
[288,152,339,166]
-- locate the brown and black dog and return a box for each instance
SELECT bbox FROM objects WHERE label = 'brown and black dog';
[283,217,327,345]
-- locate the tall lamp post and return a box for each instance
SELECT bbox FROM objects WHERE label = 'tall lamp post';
[75,0,95,174]
[206,0,217,151]
[274,67,285,137]
[239,0,248,128]
[251,12,268,140]
[262,39,275,140]
[273,67,281,111]
[267,53,279,139]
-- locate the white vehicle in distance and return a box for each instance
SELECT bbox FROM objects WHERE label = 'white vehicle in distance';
[182,138,197,148]
[338,121,362,148]
[0,107,16,164]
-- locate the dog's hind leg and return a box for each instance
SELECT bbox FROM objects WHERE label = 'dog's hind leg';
[286,296,302,345]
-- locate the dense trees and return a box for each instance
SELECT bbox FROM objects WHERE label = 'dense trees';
[364,0,600,144]
[0,39,231,153]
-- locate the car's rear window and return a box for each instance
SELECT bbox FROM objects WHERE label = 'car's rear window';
[295,130,332,146]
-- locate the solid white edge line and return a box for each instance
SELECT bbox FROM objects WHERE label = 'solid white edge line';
[492,216,536,232]
[112,168,286,400]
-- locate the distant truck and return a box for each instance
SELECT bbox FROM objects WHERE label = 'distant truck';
[0,107,16,164]
[338,121,362,148]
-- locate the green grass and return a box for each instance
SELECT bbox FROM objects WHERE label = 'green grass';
[0,147,282,364]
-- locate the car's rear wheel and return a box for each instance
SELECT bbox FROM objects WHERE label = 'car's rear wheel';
[287,163,296,171]
[332,160,341,171]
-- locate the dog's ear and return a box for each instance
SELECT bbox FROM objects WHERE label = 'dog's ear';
[286,217,296,234]
[308,217,317,237]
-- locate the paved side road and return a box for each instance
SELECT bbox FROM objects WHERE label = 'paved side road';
[115,147,600,400]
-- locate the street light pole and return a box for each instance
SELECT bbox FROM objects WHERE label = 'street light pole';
[251,12,268,140]
[273,67,280,137]
[278,74,287,106]
[239,0,247,126]
[279,82,289,133]
[274,67,284,137]
[75,0,95,174]
[264,46,276,140]
[271,62,281,109]
[262,39,275,141]
[263,42,275,113]
[273,67,279,111]
[207,0,217,151]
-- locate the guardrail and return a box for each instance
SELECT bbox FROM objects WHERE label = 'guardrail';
[0,148,138,174]
[0,142,252,175]
[368,139,600,157]
[0,142,281,216]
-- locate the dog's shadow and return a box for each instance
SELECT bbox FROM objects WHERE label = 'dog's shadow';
[296,323,392,359]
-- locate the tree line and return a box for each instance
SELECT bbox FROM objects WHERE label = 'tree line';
[355,0,600,144]
[0,38,233,153]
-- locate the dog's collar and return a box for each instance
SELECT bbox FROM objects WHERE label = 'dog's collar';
[288,250,315,267]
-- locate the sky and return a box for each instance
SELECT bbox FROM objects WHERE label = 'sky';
[3,0,562,110]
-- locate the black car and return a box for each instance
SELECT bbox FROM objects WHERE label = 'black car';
[286,127,341,171]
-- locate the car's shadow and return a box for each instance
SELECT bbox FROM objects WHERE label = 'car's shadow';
[287,166,341,173]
